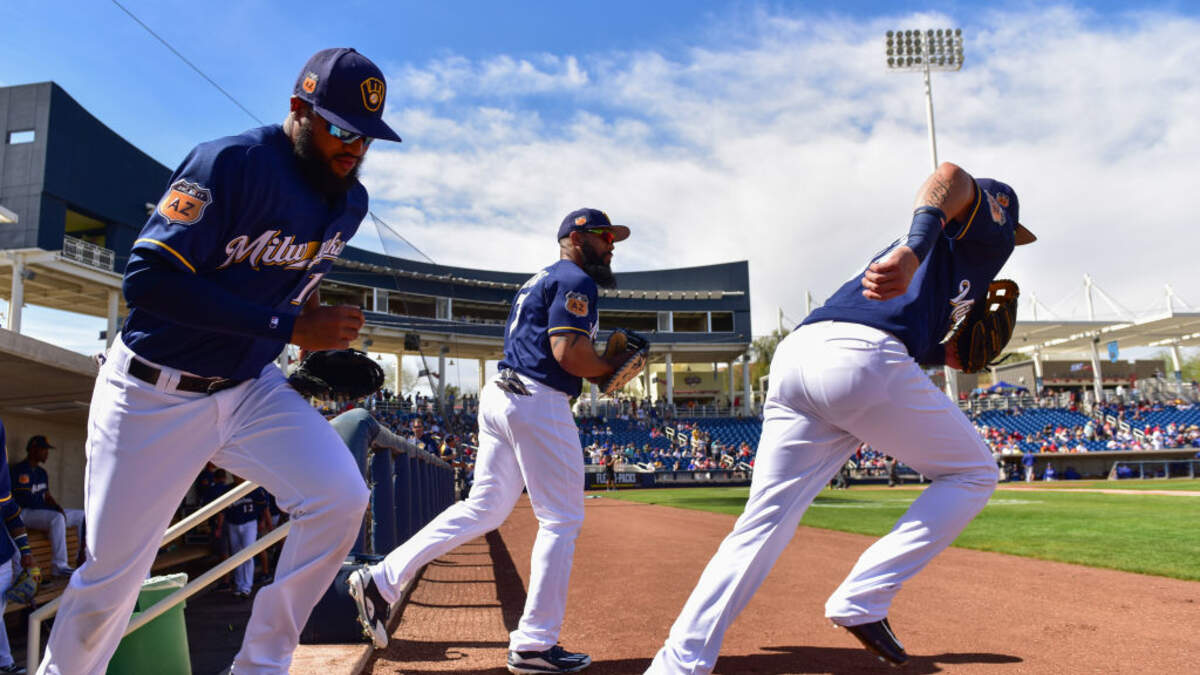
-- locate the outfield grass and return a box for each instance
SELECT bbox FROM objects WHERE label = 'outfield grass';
[610,485,1200,581]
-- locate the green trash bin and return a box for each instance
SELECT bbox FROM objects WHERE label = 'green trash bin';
[107,573,191,675]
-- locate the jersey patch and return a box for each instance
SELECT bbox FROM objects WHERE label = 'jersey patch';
[985,190,1007,226]
[361,77,384,112]
[158,179,213,226]
[564,291,589,317]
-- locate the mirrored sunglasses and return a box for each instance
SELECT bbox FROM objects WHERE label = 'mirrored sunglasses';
[325,120,373,147]
[585,228,614,244]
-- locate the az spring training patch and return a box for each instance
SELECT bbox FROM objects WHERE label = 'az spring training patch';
[157,179,213,226]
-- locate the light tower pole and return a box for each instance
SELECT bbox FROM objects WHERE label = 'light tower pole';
[886,27,965,400]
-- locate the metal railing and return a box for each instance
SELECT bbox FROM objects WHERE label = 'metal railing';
[61,234,116,272]
[28,409,457,673]
[1109,458,1199,480]
[28,480,270,673]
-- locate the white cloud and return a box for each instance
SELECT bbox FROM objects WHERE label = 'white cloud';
[351,5,1200,341]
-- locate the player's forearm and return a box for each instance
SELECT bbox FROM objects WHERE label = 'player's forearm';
[551,333,614,378]
[124,252,296,342]
[913,162,976,221]
[2,502,32,557]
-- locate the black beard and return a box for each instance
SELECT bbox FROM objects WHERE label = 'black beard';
[580,241,617,289]
[292,122,360,198]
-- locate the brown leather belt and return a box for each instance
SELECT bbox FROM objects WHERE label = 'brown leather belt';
[128,358,243,395]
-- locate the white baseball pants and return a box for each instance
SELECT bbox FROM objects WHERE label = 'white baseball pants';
[21,508,85,570]
[649,321,998,674]
[228,519,259,595]
[370,374,585,652]
[0,558,14,669]
[39,337,369,675]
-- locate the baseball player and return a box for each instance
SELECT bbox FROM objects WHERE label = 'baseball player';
[225,486,272,599]
[0,420,36,675]
[648,162,1036,673]
[350,208,632,674]
[39,48,401,675]
[11,435,86,576]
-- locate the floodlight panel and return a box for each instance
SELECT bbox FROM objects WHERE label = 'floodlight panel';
[884,28,964,72]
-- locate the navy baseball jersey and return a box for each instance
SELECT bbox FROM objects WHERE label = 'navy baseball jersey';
[803,179,1018,365]
[226,487,270,525]
[11,459,50,509]
[0,423,24,563]
[498,260,599,397]
[122,124,368,379]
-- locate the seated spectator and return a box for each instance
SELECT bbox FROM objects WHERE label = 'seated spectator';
[11,435,85,577]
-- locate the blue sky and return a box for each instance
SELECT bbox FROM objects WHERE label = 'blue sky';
[3,1,1199,384]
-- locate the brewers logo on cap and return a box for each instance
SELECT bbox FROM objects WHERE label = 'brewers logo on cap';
[564,291,589,317]
[302,72,319,94]
[996,193,1010,208]
[360,77,384,112]
[575,216,587,226]
[157,179,213,226]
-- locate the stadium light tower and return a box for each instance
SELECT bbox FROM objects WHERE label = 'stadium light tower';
[885,28,964,170]
[886,28,965,400]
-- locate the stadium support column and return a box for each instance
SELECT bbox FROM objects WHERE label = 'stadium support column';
[590,383,597,416]
[742,354,751,415]
[1032,349,1044,395]
[1088,337,1104,404]
[727,360,735,410]
[478,358,486,393]
[643,361,652,401]
[7,253,23,334]
[1170,344,1183,383]
[106,289,119,349]
[665,352,674,406]
[437,346,447,415]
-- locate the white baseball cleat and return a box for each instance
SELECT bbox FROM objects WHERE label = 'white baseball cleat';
[348,566,390,649]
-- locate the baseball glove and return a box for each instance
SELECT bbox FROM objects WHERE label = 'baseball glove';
[596,328,649,395]
[6,566,40,605]
[941,279,1019,373]
[288,349,385,400]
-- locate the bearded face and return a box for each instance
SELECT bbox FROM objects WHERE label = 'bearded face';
[579,235,617,289]
[291,116,363,197]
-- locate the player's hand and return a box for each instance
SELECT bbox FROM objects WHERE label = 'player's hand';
[861,246,919,301]
[291,305,364,350]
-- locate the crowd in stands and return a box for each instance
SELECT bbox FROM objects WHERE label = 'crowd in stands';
[971,401,1200,454]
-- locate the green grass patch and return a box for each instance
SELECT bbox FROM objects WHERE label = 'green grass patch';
[609,486,1200,581]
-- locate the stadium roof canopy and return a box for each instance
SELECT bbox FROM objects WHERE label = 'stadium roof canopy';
[1010,310,1200,356]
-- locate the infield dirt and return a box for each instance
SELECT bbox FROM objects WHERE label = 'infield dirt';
[361,494,1198,674]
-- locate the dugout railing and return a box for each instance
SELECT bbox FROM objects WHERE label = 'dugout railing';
[27,408,455,673]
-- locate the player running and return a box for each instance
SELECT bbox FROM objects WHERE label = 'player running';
[350,208,634,674]
[39,48,401,674]
[647,163,1036,673]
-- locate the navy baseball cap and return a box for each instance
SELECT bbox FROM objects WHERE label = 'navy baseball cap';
[557,208,631,242]
[977,178,1036,246]
[26,435,53,451]
[294,48,402,143]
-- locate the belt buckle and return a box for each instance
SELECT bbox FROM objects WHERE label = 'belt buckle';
[205,378,240,395]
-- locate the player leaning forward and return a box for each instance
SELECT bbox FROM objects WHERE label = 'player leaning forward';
[40,48,401,675]
[350,208,640,674]
[647,163,1035,674]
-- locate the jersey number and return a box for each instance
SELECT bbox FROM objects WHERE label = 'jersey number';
[509,289,531,334]
[291,272,325,306]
